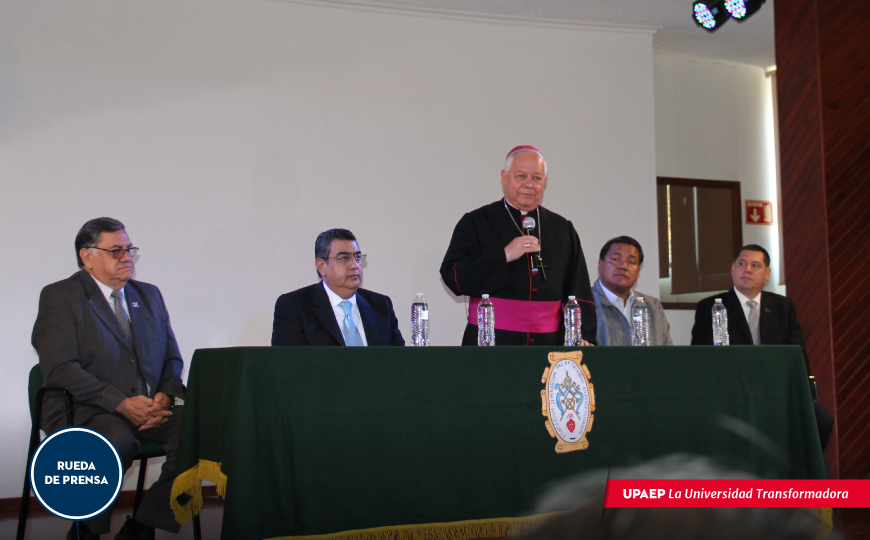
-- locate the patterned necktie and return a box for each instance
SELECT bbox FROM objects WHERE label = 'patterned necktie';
[339,300,364,347]
[746,300,761,345]
[111,290,148,395]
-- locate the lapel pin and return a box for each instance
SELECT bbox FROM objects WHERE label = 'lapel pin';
[132,302,139,308]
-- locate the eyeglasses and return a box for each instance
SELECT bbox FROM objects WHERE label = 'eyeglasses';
[90,246,139,259]
[323,253,366,264]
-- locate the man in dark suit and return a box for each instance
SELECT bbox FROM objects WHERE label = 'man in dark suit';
[32,217,186,540]
[691,244,833,449]
[691,245,805,351]
[272,228,404,346]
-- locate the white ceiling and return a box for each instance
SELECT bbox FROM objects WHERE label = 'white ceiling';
[334,0,776,68]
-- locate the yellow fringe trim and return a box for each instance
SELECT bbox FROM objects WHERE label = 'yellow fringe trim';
[810,507,833,537]
[168,469,833,538]
[170,459,227,526]
[270,513,561,540]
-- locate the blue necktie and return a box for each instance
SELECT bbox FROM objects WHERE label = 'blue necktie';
[339,300,364,346]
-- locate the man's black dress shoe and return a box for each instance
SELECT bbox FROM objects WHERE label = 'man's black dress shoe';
[67,522,100,540]
[114,516,155,540]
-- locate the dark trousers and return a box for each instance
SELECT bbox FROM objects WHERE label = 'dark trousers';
[815,401,834,450]
[49,407,184,535]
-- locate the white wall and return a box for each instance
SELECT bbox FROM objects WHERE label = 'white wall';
[654,54,782,345]
[0,0,656,497]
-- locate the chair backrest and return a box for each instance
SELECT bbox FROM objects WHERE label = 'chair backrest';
[28,365,43,420]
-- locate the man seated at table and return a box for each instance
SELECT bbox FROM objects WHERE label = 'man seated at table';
[691,244,833,449]
[272,228,404,346]
[592,236,672,346]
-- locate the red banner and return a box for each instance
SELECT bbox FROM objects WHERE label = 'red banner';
[604,480,870,508]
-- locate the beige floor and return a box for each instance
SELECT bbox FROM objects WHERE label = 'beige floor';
[1,495,224,540]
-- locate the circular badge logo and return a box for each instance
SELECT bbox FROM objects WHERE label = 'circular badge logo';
[30,427,124,520]
[547,359,591,443]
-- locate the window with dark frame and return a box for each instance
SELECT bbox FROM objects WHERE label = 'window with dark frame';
[657,177,743,309]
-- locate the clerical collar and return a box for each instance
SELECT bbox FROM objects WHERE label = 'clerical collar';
[504,198,534,216]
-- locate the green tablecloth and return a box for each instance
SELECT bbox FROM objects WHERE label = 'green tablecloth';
[171,345,824,540]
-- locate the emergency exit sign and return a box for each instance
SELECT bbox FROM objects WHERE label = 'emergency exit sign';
[746,200,773,225]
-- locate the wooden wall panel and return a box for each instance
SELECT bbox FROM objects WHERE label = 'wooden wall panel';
[775,0,870,479]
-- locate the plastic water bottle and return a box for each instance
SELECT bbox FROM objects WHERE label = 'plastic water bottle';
[712,298,730,346]
[563,296,582,346]
[631,296,650,346]
[477,294,495,346]
[411,293,429,346]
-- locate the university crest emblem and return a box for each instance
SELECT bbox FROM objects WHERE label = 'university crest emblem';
[540,351,595,453]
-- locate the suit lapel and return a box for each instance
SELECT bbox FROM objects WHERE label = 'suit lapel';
[725,289,753,344]
[592,280,613,307]
[759,291,775,344]
[499,200,526,245]
[357,293,378,346]
[312,284,346,345]
[79,271,131,347]
[125,285,148,361]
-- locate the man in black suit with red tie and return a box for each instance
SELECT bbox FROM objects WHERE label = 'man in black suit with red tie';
[271,228,404,347]
[691,244,833,450]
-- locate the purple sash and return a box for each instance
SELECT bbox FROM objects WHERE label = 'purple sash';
[467,296,562,334]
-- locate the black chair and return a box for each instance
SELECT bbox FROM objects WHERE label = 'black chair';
[17,365,75,540]
[808,374,819,402]
[17,365,201,540]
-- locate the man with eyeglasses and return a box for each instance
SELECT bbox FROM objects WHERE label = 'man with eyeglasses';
[31,217,187,540]
[271,228,404,346]
[592,236,672,346]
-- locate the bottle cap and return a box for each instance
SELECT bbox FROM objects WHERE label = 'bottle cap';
[568,295,575,300]
[715,298,722,302]
[482,294,489,299]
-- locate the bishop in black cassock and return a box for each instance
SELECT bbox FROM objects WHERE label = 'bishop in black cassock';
[440,146,597,346]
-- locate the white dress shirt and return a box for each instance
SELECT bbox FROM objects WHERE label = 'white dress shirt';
[91,273,129,316]
[733,287,762,323]
[600,282,636,323]
[504,199,529,216]
[322,281,368,346]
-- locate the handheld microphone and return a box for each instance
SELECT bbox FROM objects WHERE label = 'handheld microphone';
[522,216,541,274]
[522,216,536,234]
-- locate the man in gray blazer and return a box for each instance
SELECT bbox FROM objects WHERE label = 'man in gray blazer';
[32,217,186,540]
[591,236,673,346]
